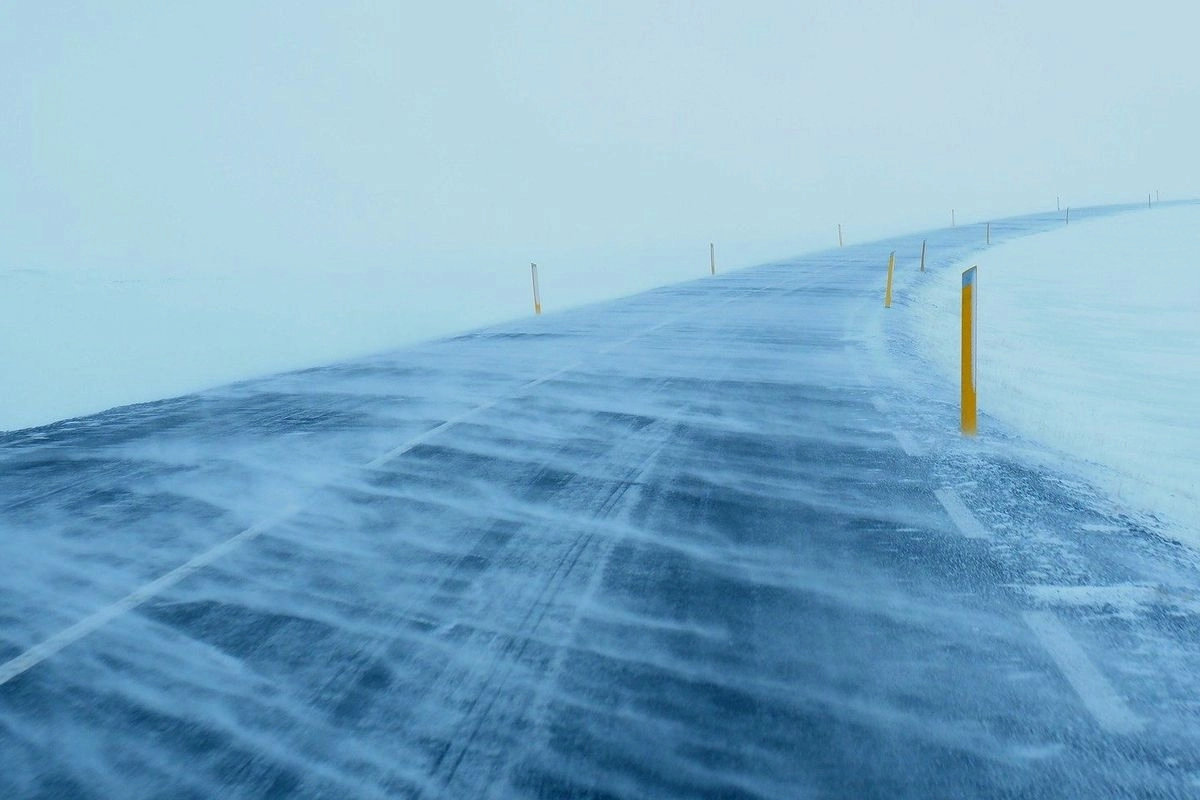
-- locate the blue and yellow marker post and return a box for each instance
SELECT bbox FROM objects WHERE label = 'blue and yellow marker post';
[961,265,978,435]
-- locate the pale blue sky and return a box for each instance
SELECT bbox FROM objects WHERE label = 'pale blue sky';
[2,1,1195,285]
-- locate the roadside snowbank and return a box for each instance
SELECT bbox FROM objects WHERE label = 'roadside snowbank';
[912,204,1200,544]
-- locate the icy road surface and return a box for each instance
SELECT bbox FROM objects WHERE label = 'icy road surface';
[3,202,1200,798]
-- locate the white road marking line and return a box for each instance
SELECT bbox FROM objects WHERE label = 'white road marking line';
[1023,610,1145,735]
[364,397,508,469]
[364,299,721,471]
[842,346,869,386]
[1018,583,1200,614]
[933,488,990,539]
[0,505,300,686]
[892,430,924,458]
[0,290,749,683]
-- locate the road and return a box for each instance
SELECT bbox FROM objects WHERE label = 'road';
[2,202,1199,798]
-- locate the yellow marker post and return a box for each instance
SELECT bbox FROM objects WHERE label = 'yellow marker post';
[838,224,843,248]
[920,239,926,272]
[530,262,542,315]
[961,266,978,436]
[884,251,895,308]
[710,243,716,276]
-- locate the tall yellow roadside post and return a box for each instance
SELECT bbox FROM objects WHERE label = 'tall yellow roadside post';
[884,251,895,308]
[961,266,978,435]
[531,263,542,315]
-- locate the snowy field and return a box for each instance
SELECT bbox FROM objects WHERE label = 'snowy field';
[0,239,801,433]
[910,204,1200,547]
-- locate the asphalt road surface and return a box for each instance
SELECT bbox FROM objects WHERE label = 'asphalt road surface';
[3,202,1199,798]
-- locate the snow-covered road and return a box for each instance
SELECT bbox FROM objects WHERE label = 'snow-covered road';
[2,202,1199,798]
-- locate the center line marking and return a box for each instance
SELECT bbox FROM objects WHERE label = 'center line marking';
[0,285,770,686]
[1023,610,1145,735]
[892,430,925,458]
[933,488,990,539]
[0,505,300,686]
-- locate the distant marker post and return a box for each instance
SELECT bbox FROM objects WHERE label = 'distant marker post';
[961,266,978,436]
[838,223,843,248]
[884,251,896,308]
[530,262,542,315]
[710,243,716,276]
[986,222,991,245]
[920,239,926,272]
[1065,207,1070,225]
[952,208,956,227]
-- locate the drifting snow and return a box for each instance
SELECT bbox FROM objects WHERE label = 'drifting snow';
[911,204,1200,545]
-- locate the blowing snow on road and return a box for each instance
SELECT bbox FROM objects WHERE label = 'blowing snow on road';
[2,202,1200,798]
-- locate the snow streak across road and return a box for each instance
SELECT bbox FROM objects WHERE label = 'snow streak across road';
[3,202,1200,798]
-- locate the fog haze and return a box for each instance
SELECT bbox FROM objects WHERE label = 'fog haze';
[2,1,1195,334]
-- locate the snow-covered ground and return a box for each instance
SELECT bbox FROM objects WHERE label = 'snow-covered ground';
[911,203,1200,546]
[0,239,802,433]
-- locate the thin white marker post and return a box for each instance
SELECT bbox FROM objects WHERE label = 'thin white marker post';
[838,223,843,248]
[952,208,956,227]
[530,262,542,315]
[1057,195,1060,211]
[986,222,990,245]
[884,251,896,308]
[1065,207,1070,225]
[920,239,926,272]
[710,243,716,275]
[1156,190,1160,203]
